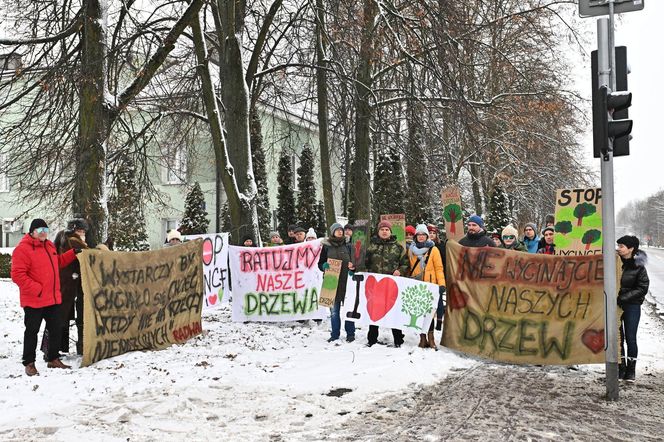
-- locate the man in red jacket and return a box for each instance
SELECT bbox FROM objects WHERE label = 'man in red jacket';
[11,218,78,376]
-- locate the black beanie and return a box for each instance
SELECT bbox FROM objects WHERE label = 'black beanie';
[29,218,48,233]
[617,235,639,251]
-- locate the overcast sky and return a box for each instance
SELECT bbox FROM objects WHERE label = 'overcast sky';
[575,2,662,212]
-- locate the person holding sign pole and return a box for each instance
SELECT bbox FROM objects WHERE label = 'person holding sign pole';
[616,235,650,383]
[11,219,79,376]
[349,220,409,348]
[407,224,445,350]
[319,223,355,343]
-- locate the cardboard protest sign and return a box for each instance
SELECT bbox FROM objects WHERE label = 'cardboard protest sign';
[229,239,327,321]
[183,233,230,308]
[554,188,603,256]
[79,240,205,367]
[341,272,438,333]
[380,214,406,251]
[319,258,342,308]
[442,241,606,365]
[350,220,370,269]
[441,186,464,241]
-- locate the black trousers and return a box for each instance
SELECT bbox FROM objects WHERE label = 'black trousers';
[367,325,404,346]
[23,305,62,365]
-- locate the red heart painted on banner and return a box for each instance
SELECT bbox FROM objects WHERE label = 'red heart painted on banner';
[208,294,218,306]
[581,329,605,354]
[447,283,468,311]
[364,275,398,322]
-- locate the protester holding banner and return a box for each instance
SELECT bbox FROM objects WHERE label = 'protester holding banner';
[351,220,409,347]
[428,224,448,335]
[500,225,527,252]
[458,215,494,248]
[616,235,650,382]
[405,225,415,247]
[319,223,355,343]
[292,226,307,243]
[407,224,445,349]
[11,218,79,376]
[43,218,89,357]
[165,229,183,247]
[522,223,540,253]
[537,226,556,255]
[268,231,283,246]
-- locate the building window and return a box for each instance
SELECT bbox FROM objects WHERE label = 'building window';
[163,146,187,184]
[0,154,9,192]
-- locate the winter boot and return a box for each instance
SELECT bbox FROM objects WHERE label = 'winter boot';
[618,359,626,380]
[76,324,84,355]
[427,331,438,350]
[418,334,428,348]
[624,360,636,383]
[25,363,39,377]
[47,359,71,369]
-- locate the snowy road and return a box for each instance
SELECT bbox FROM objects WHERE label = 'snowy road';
[644,246,664,317]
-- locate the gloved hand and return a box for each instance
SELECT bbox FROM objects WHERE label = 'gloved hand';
[322,262,330,271]
[74,248,82,254]
[348,270,354,278]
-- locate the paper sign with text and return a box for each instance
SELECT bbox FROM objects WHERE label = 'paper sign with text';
[229,240,327,321]
[441,186,464,241]
[341,272,438,333]
[319,258,342,308]
[554,188,603,256]
[183,232,230,309]
[441,240,606,365]
[80,240,205,367]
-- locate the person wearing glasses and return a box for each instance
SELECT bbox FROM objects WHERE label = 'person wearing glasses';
[11,219,80,376]
[522,223,540,253]
[500,225,526,252]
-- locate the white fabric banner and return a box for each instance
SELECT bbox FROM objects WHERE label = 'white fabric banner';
[229,239,327,322]
[183,233,230,309]
[341,272,438,333]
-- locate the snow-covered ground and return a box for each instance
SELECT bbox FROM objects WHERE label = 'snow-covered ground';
[1,277,663,441]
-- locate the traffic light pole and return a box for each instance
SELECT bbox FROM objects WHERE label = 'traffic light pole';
[597,11,620,401]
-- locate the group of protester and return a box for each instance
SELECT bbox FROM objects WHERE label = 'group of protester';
[11,212,649,383]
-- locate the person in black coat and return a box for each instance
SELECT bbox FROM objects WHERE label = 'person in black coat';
[318,223,355,342]
[458,215,494,248]
[616,235,650,382]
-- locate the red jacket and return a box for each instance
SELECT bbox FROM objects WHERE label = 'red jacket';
[11,233,77,308]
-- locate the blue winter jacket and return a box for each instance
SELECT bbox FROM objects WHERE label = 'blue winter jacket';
[523,236,540,253]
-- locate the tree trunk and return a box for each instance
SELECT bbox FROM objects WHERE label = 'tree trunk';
[74,0,112,247]
[315,0,336,228]
[351,0,377,222]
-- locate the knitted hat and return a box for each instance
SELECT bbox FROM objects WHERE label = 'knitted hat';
[344,224,353,230]
[502,225,518,238]
[427,224,439,233]
[405,225,416,235]
[377,220,392,231]
[269,231,281,239]
[617,235,639,250]
[467,215,485,229]
[329,223,343,236]
[542,226,555,235]
[29,218,48,233]
[306,228,317,239]
[167,229,182,242]
[490,231,501,239]
[524,222,537,233]
[415,224,429,236]
[292,226,307,234]
[66,218,89,232]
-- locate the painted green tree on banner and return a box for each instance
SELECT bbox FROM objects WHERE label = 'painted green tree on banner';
[443,204,463,234]
[555,220,573,235]
[574,203,597,226]
[401,284,433,329]
[582,229,602,250]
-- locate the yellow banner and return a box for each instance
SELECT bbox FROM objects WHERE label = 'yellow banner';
[442,241,606,365]
[80,240,205,367]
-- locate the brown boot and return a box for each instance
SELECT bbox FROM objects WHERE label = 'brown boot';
[47,358,71,369]
[418,334,428,348]
[427,331,438,350]
[25,363,39,376]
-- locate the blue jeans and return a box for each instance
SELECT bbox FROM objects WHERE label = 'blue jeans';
[620,303,641,361]
[330,300,355,340]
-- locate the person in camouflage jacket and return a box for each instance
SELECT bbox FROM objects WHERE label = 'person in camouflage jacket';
[351,220,408,348]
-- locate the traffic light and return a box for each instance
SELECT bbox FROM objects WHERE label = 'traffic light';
[591,47,632,157]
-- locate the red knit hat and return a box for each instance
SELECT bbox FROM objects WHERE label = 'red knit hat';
[427,224,439,233]
[405,225,416,235]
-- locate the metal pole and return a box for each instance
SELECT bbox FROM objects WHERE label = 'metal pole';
[598,12,619,401]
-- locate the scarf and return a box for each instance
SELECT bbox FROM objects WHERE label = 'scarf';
[410,241,434,272]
